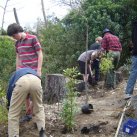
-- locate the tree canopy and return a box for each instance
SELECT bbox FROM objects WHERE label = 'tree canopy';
[40,0,137,73]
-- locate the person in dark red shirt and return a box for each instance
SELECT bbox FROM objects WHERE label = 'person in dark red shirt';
[101,28,122,69]
[101,28,122,89]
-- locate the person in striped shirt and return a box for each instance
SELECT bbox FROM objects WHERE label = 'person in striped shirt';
[7,23,43,121]
[7,23,43,76]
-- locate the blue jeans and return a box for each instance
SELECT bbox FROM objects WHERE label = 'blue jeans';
[125,56,137,94]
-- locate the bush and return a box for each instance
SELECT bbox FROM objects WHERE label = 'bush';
[0,85,8,123]
[0,36,16,89]
[100,56,114,75]
[60,67,79,132]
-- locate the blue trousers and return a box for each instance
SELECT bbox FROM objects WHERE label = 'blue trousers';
[125,56,137,94]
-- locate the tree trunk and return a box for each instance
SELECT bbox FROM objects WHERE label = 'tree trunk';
[1,0,9,35]
[43,74,66,104]
[13,8,20,25]
[41,0,47,28]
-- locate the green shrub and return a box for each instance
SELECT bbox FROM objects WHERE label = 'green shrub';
[0,85,8,123]
[0,36,16,89]
[0,105,8,123]
[100,56,114,75]
[60,67,78,132]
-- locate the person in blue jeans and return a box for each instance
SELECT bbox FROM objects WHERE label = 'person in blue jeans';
[125,56,137,99]
[124,19,137,99]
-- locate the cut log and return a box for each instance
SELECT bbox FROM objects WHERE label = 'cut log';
[43,74,66,104]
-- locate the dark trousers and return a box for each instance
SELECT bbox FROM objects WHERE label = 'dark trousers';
[91,59,100,81]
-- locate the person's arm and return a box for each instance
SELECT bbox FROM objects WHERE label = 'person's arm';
[37,50,43,76]
[101,36,107,52]
[88,63,93,76]
[16,53,21,70]
[32,36,43,76]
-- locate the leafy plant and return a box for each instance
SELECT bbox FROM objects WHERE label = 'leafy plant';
[0,105,8,123]
[100,55,114,74]
[0,85,8,123]
[60,67,79,132]
[0,36,16,90]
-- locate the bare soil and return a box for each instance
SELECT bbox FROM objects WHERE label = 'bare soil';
[0,80,128,137]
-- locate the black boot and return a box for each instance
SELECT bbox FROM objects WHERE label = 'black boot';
[39,128,46,137]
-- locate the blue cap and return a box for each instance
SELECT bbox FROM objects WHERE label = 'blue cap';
[103,28,111,33]
[102,28,112,36]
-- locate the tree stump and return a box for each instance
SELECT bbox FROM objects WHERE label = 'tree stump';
[43,74,66,104]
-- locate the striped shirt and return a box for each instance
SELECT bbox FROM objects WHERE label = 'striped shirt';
[15,34,42,70]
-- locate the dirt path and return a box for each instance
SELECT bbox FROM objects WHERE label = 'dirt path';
[0,80,130,137]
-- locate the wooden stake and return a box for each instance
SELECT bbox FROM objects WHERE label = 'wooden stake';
[114,100,131,137]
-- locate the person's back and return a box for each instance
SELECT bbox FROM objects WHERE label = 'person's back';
[7,68,39,108]
[78,50,94,62]
[89,42,100,50]
[101,30,122,52]
[89,36,102,50]
[7,68,46,137]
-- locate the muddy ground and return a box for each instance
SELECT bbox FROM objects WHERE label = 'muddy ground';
[0,80,130,137]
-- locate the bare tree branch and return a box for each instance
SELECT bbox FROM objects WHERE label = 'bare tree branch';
[53,0,84,8]
[1,0,9,34]
[13,8,20,25]
[41,0,48,28]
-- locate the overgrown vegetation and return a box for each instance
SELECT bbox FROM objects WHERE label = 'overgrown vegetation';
[60,67,79,132]
[100,55,114,75]
[123,58,132,74]
[0,85,8,123]
[0,36,15,89]
[39,0,137,74]
[0,36,15,124]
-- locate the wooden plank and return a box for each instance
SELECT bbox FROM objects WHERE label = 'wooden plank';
[114,99,131,137]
